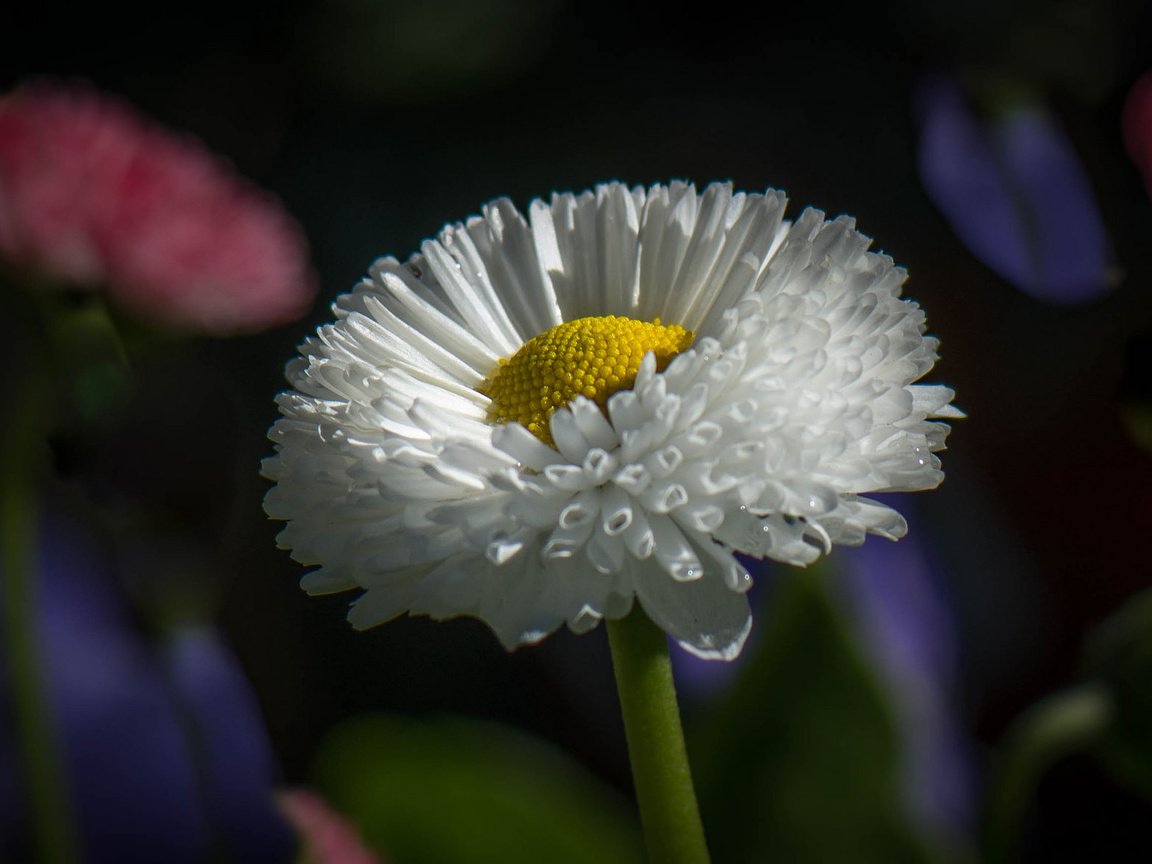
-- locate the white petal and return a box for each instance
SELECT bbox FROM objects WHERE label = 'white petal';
[421,237,522,356]
[633,562,752,660]
[472,199,564,335]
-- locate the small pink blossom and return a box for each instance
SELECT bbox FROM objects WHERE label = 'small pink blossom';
[0,80,316,334]
[1123,70,1152,198]
[279,788,384,864]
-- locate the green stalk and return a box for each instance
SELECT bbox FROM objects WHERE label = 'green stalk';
[607,607,711,864]
[1,358,80,864]
[984,684,1111,864]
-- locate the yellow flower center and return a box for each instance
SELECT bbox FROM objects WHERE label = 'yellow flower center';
[481,315,694,445]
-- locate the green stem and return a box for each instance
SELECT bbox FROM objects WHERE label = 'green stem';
[1,360,80,864]
[984,684,1111,864]
[607,607,711,864]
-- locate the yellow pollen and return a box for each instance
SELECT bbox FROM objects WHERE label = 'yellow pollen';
[480,315,694,445]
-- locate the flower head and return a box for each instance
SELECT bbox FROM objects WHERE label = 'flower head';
[0,80,315,334]
[263,182,959,659]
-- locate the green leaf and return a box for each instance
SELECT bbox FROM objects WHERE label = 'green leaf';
[1121,403,1152,455]
[1083,588,1152,801]
[693,566,940,864]
[982,684,1111,864]
[311,712,644,864]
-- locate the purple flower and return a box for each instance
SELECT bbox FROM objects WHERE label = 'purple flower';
[917,76,1111,304]
[1,508,295,862]
[835,500,975,846]
[164,626,297,863]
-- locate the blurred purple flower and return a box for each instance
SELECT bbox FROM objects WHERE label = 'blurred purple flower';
[164,626,297,863]
[672,519,974,848]
[835,500,975,847]
[916,76,1111,304]
[0,509,295,862]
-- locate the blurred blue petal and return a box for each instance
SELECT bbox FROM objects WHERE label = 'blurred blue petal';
[9,510,211,863]
[917,77,1111,303]
[1,508,293,862]
[164,625,296,863]
[836,501,975,846]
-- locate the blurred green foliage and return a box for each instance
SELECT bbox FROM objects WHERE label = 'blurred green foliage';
[694,568,941,864]
[303,0,561,105]
[1085,588,1152,802]
[312,712,644,864]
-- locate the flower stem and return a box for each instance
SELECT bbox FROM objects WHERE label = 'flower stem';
[607,607,711,864]
[1,358,80,864]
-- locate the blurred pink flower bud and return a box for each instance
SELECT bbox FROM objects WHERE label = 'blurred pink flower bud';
[1123,70,1152,198]
[0,80,316,334]
[279,788,384,864]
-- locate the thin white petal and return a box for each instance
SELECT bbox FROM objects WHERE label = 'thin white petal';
[634,562,752,660]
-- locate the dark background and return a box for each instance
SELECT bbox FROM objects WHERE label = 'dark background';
[5,0,1152,859]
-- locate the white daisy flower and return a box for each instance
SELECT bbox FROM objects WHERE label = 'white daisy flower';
[263,181,960,660]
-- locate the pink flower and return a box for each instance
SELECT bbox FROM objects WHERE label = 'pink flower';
[1123,70,1152,198]
[0,80,316,334]
[279,788,384,864]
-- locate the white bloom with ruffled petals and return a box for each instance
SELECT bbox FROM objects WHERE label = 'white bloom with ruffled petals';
[262,181,960,660]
